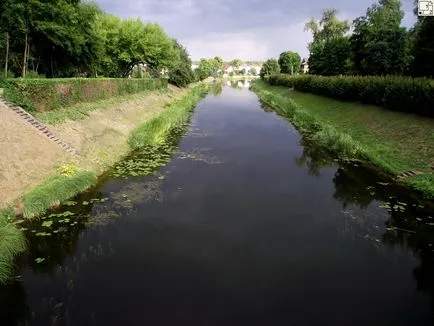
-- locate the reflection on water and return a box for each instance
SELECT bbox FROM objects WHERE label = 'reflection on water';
[1,85,434,325]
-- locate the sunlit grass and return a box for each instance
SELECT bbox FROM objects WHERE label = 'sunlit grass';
[251,80,434,197]
[0,209,26,284]
[129,83,209,149]
[23,171,97,218]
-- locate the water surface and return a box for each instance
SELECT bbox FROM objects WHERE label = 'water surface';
[1,83,434,326]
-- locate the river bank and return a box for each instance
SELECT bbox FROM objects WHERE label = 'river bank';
[0,82,210,283]
[251,80,434,198]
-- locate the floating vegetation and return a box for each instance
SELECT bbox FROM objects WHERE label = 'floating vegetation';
[178,148,223,165]
[112,142,175,179]
[111,180,164,210]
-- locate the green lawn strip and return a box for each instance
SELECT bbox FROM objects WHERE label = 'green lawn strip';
[33,89,166,125]
[251,80,434,197]
[129,83,210,149]
[0,209,27,284]
[22,171,97,219]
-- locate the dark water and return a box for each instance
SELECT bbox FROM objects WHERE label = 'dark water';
[2,82,434,326]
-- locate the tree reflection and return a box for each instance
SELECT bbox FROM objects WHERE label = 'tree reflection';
[211,81,223,96]
[294,138,335,177]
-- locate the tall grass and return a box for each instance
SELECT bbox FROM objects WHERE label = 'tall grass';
[129,83,209,149]
[0,210,26,284]
[23,171,97,218]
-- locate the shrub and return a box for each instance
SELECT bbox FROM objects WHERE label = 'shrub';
[3,77,168,112]
[169,64,195,88]
[266,74,434,117]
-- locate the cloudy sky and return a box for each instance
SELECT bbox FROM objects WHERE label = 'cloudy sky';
[95,0,417,61]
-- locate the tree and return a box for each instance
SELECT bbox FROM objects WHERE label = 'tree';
[278,51,301,75]
[260,59,280,79]
[249,67,258,76]
[410,1,434,77]
[350,0,410,75]
[230,59,242,69]
[169,38,194,87]
[304,9,350,75]
[213,56,223,71]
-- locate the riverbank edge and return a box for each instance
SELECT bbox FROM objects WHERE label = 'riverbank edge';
[0,82,210,284]
[250,80,434,199]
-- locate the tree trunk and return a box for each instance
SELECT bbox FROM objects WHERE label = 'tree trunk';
[22,32,28,77]
[4,32,9,78]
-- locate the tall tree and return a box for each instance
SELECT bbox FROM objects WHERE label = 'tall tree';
[304,9,351,75]
[350,0,410,75]
[278,51,301,75]
[411,0,434,77]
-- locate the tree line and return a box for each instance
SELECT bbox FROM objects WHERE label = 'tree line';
[0,0,196,84]
[261,0,434,78]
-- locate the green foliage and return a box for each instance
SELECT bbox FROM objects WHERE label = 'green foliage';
[304,9,351,76]
[249,67,258,76]
[23,171,97,218]
[278,51,301,75]
[411,16,434,77]
[0,209,26,284]
[195,58,219,80]
[260,59,280,79]
[0,1,183,78]
[129,83,210,149]
[168,38,195,87]
[169,65,195,88]
[350,0,410,76]
[230,59,242,69]
[309,36,351,75]
[267,74,434,117]
[3,77,168,112]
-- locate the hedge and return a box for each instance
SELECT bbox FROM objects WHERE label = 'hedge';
[3,78,168,112]
[266,74,434,117]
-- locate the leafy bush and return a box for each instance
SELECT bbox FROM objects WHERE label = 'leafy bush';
[3,77,168,112]
[169,64,195,88]
[267,74,434,117]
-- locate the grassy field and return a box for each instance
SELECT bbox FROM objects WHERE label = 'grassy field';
[251,80,434,197]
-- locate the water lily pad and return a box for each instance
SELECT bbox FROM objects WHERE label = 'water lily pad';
[42,220,53,228]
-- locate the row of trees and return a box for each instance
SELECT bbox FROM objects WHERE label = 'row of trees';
[304,0,434,77]
[0,0,194,81]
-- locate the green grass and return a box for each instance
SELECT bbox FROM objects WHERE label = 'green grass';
[23,171,97,218]
[0,209,27,284]
[251,80,434,197]
[129,83,210,149]
[34,89,167,125]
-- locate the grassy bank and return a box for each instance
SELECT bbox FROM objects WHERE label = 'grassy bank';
[0,210,27,284]
[129,83,209,149]
[251,80,434,197]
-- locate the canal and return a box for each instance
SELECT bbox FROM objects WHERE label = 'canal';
[1,81,434,326]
